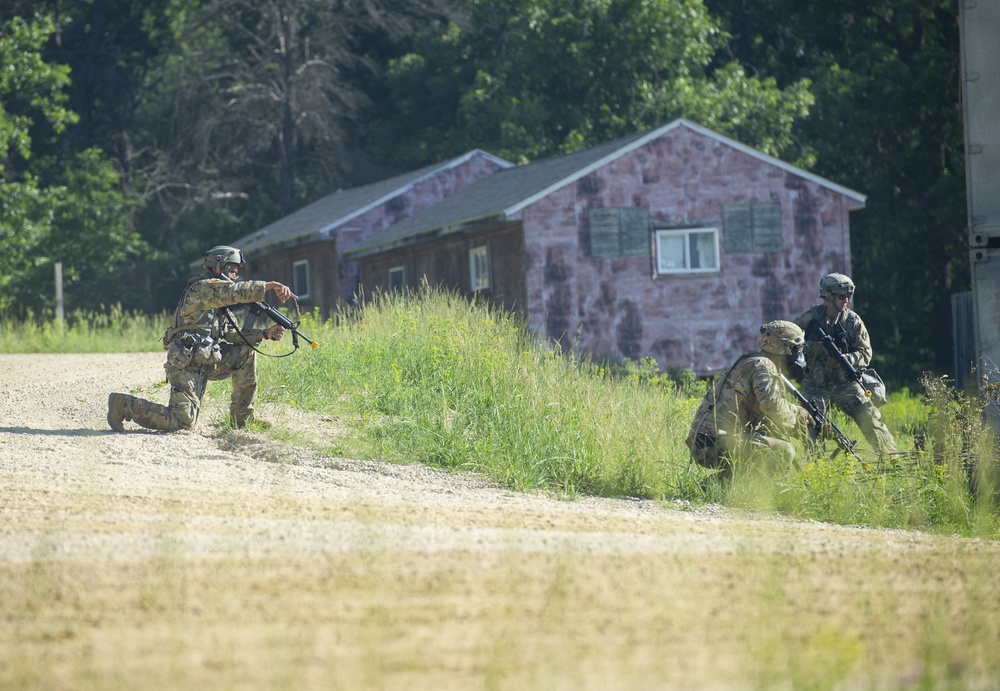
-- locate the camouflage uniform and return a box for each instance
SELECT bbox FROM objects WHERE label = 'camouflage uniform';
[114,272,270,431]
[686,352,803,477]
[792,305,897,455]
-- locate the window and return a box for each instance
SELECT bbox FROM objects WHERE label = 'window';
[469,245,491,292]
[654,227,719,274]
[722,202,783,253]
[589,207,651,259]
[292,260,311,299]
[388,266,406,292]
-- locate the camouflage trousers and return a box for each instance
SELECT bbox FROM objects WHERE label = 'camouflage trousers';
[690,430,797,480]
[128,343,257,431]
[804,380,897,456]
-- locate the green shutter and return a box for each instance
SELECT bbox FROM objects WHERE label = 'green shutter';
[621,207,651,257]
[590,208,622,259]
[723,202,782,253]
[723,203,753,253]
[752,203,783,252]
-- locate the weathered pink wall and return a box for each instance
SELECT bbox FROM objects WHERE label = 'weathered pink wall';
[517,126,860,374]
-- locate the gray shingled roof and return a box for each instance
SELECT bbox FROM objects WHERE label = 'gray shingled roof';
[344,131,650,259]
[344,118,866,260]
[229,149,511,258]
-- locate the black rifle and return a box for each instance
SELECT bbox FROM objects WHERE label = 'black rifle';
[219,273,319,353]
[779,373,863,463]
[808,321,874,401]
[248,301,319,351]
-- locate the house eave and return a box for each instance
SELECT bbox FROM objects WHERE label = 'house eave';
[344,213,507,261]
[242,231,320,260]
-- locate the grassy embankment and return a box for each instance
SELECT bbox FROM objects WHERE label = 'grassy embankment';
[3,289,998,537]
[0,304,169,353]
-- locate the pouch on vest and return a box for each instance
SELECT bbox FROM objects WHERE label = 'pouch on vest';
[191,339,222,366]
[861,368,888,407]
[166,340,194,369]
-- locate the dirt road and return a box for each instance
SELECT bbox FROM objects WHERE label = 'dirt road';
[2,353,999,689]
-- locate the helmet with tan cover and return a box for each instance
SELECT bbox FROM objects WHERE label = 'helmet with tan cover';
[203,245,246,272]
[819,272,855,300]
[759,320,805,356]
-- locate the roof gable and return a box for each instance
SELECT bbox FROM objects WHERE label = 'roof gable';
[230,149,512,257]
[345,119,866,259]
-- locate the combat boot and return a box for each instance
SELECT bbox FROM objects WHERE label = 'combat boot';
[231,410,270,429]
[107,393,133,432]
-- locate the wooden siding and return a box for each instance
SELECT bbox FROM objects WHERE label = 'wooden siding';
[514,126,856,374]
[248,240,340,314]
[357,221,527,313]
[242,155,508,314]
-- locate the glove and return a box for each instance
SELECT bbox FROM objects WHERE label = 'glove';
[805,341,825,359]
[816,421,836,441]
[796,407,814,432]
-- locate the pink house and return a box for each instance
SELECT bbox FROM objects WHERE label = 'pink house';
[230,149,512,315]
[344,119,865,374]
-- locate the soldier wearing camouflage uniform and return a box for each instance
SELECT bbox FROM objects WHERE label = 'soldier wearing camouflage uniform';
[792,273,897,456]
[107,246,295,432]
[686,320,814,480]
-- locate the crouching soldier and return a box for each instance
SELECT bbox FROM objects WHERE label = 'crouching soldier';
[108,245,295,432]
[792,273,897,456]
[686,320,814,481]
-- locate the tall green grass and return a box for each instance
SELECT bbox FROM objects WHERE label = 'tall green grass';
[0,305,169,352]
[4,289,998,536]
[263,285,1000,537]
[270,287,701,498]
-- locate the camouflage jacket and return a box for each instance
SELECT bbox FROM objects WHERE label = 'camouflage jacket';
[792,304,872,391]
[686,352,800,444]
[163,272,268,348]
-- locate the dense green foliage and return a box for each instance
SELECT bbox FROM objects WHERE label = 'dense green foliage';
[705,0,966,384]
[0,15,141,314]
[0,0,969,391]
[364,0,812,166]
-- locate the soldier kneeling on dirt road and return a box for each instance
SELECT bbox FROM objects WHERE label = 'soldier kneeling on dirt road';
[685,320,816,483]
[108,245,295,432]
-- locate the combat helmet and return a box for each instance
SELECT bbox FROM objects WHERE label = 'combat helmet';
[203,245,246,271]
[759,320,805,356]
[819,272,855,300]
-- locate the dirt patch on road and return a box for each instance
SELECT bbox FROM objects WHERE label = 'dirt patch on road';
[2,353,999,689]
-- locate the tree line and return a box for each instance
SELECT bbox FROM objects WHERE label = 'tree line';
[0,0,964,388]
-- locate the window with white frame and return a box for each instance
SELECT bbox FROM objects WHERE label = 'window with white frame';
[388,266,406,292]
[292,260,311,299]
[654,227,720,274]
[469,245,491,292]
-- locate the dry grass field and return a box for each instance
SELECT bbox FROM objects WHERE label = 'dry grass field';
[2,353,999,689]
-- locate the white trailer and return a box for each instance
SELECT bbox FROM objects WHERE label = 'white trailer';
[960,0,1000,423]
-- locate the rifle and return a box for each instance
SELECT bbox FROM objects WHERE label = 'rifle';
[248,301,319,352]
[779,373,864,463]
[808,321,874,401]
[219,273,319,353]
